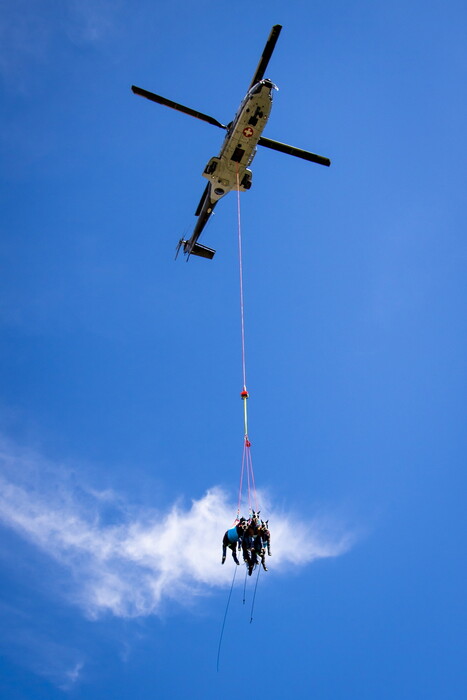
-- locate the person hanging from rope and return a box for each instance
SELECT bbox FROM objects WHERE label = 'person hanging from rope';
[222,517,248,565]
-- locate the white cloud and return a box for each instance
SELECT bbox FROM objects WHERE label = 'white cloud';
[0,441,353,618]
[60,661,84,691]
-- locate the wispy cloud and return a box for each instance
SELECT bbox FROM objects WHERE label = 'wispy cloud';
[0,440,353,619]
[60,661,84,691]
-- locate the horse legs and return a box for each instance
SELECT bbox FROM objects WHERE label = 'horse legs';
[242,541,253,574]
[222,533,229,564]
[222,532,240,565]
[222,542,227,564]
[230,545,240,565]
[244,545,258,576]
[249,548,258,576]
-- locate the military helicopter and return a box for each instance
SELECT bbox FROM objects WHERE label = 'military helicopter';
[132,24,330,260]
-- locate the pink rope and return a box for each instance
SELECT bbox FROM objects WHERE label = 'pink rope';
[236,441,246,517]
[246,446,259,513]
[246,444,252,511]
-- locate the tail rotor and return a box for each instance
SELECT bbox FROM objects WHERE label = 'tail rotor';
[175,238,186,260]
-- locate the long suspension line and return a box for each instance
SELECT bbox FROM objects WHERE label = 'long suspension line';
[236,169,258,516]
[249,563,261,623]
[216,564,238,671]
[237,170,247,392]
[216,173,260,673]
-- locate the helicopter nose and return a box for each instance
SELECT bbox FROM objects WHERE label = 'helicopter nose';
[262,78,279,91]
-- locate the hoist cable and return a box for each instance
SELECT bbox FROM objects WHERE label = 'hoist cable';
[235,167,259,516]
[249,563,261,623]
[242,393,249,438]
[216,564,238,672]
[243,567,248,605]
[236,170,247,391]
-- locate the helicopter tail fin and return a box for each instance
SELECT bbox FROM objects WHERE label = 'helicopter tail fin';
[189,242,216,259]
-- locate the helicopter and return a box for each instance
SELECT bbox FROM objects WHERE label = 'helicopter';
[131,24,330,260]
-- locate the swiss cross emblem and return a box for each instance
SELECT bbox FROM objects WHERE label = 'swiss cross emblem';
[243,126,254,137]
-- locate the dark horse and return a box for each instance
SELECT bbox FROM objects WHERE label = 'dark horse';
[242,512,271,575]
[222,518,248,565]
[256,520,271,570]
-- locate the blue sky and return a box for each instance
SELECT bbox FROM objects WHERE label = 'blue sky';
[1,1,467,698]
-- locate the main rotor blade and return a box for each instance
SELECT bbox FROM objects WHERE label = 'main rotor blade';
[131,85,227,130]
[258,136,331,167]
[249,24,282,89]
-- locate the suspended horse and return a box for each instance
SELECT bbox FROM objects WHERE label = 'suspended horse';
[222,518,248,565]
[254,520,271,572]
[242,515,271,574]
[240,512,262,575]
